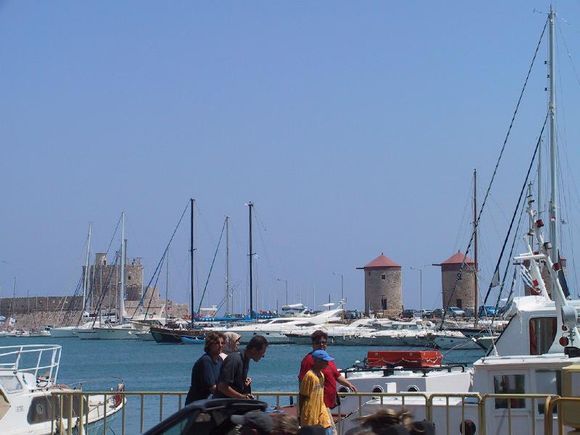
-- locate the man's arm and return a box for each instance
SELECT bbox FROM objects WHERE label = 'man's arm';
[329,362,358,392]
[298,354,313,381]
[336,374,357,391]
[216,382,251,399]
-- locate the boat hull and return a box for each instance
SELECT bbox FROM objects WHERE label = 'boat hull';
[150,326,204,344]
[95,327,140,340]
[48,327,77,338]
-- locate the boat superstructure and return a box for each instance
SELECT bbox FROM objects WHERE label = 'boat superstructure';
[0,344,124,434]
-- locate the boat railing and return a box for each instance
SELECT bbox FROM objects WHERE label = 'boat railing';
[0,344,61,383]
[544,396,580,435]
[49,390,580,435]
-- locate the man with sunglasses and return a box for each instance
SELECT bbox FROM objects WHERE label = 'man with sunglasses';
[298,330,357,431]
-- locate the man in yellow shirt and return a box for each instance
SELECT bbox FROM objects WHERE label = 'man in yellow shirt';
[299,349,334,434]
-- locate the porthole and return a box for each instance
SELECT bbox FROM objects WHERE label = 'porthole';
[372,385,384,393]
[407,385,420,392]
[338,386,350,399]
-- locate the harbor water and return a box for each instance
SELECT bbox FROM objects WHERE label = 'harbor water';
[0,337,485,433]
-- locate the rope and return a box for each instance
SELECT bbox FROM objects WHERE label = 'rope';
[440,17,548,326]
[88,253,120,327]
[197,218,227,314]
[483,114,547,306]
[491,192,527,312]
[138,201,189,319]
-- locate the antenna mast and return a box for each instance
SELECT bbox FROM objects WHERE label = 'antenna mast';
[548,7,559,262]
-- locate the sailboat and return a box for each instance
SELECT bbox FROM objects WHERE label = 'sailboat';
[94,212,143,340]
[51,224,93,339]
[339,8,580,434]
[150,199,206,343]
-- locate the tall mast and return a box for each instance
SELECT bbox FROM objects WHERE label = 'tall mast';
[190,199,195,321]
[225,216,230,314]
[528,184,535,249]
[119,212,126,323]
[537,140,543,227]
[165,250,169,323]
[548,6,559,262]
[10,277,16,326]
[83,223,92,314]
[473,169,479,320]
[248,202,254,318]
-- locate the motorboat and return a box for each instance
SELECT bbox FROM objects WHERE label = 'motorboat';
[285,318,381,344]
[208,307,345,344]
[0,344,125,434]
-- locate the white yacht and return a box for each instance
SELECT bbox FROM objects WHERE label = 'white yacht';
[0,344,124,434]
[285,318,381,344]
[209,307,345,344]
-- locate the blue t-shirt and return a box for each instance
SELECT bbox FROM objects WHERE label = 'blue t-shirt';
[185,353,223,404]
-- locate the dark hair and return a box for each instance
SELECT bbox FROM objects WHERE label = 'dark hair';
[310,330,328,343]
[204,331,225,353]
[247,335,269,351]
[271,413,299,435]
[459,419,476,435]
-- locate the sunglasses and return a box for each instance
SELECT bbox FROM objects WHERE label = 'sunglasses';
[315,340,328,345]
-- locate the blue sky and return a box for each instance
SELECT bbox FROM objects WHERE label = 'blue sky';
[2,1,580,313]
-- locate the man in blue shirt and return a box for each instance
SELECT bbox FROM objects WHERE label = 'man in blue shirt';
[185,332,225,404]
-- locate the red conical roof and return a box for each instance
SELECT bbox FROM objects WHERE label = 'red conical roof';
[438,251,475,265]
[362,253,401,269]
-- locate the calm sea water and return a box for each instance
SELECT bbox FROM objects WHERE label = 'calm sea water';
[0,337,485,433]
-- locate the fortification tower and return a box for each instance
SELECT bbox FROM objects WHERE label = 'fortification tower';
[358,253,402,317]
[83,253,144,312]
[434,251,476,310]
[125,257,144,301]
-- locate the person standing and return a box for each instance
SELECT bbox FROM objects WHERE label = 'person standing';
[220,331,242,360]
[185,331,225,405]
[299,330,358,409]
[299,350,334,434]
[215,334,269,399]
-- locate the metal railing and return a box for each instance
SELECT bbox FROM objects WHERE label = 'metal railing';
[49,390,579,435]
[544,396,580,435]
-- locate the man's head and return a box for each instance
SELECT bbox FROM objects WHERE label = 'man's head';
[357,408,400,432]
[271,412,299,435]
[246,335,269,362]
[204,331,225,355]
[231,410,273,435]
[459,419,476,435]
[311,349,333,370]
[310,330,328,351]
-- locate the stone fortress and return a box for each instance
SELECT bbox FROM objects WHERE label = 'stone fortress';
[0,253,188,329]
